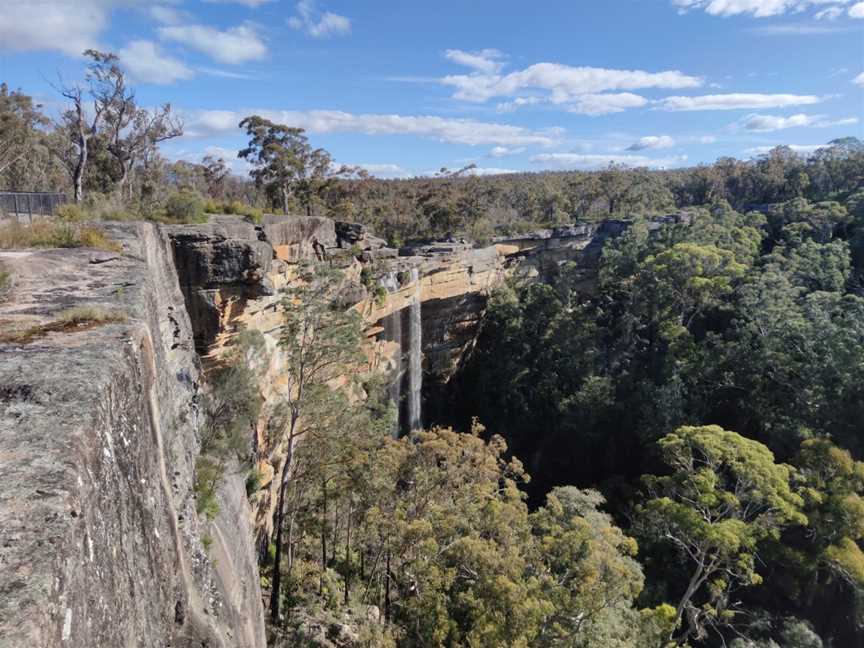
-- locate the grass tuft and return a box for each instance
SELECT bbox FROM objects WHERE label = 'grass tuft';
[0,220,122,252]
[0,306,127,344]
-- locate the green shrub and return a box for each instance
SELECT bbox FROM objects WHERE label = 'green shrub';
[224,200,245,215]
[225,200,264,224]
[78,227,123,252]
[202,199,263,224]
[201,533,214,554]
[0,221,122,252]
[194,455,222,520]
[81,192,134,221]
[243,205,264,224]
[245,468,263,497]
[0,269,11,300]
[163,190,207,224]
[373,285,388,306]
[56,203,86,222]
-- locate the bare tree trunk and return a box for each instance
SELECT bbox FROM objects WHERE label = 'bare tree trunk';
[269,422,298,625]
[344,506,352,606]
[319,478,328,595]
[72,126,88,204]
[384,547,391,623]
[671,555,712,643]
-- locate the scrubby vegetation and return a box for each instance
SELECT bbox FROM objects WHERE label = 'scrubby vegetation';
[0,220,121,252]
[194,337,263,520]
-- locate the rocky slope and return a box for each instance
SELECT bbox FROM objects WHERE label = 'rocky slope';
[0,222,265,648]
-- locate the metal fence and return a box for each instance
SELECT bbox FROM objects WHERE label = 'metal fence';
[0,191,68,222]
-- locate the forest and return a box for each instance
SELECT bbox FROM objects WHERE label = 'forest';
[2,50,864,647]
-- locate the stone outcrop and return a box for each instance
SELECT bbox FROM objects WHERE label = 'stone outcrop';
[0,222,265,648]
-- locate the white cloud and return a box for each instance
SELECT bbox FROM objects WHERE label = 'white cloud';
[187,109,564,147]
[159,24,267,64]
[531,152,688,170]
[495,96,545,112]
[149,6,187,25]
[0,0,128,56]
[815,6,845,17]
[203,0,275,6]
[855,72,864,86]
[118,40,194,84]
[355,163,411,179]
[658,93,823,111]
[445,49,505,74]
[442,62,702,104]
[488,146,525,157]
[740,112,859,131]
[744,143,826,156]
[851,2,864,16]
[568,93,649,115]
[464,167,520,176]
[288,1,351,38]
[673,0,852,18]
[627,135,676,151]
[749,23,854,34]
[199,67,262,80]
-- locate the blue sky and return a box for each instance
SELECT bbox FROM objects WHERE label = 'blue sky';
[1,0,862,177]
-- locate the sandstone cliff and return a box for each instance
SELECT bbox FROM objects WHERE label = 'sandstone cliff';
[0,223,265,648]
[0,211,650,647]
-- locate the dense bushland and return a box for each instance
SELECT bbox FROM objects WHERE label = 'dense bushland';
[435,188,864,645]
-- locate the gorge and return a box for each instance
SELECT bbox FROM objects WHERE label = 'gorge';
[0,211,627,647]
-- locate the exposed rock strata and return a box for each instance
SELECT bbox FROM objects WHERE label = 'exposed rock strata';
[0,222,265,648]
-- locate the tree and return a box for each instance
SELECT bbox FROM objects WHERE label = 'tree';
[238,115,339,215]
[796,438,864,590]
[202,155,229,199]
[530,486,647,648]
[83,50,182,198]
[268,263,365,623]
[195,338,262,519]
[54,50,117,202]
[639,425,806,644]
[0,83,49,182]
[364,424,547,647]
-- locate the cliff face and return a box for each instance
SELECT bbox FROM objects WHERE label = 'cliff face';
[0,223,265,648]
[0,211,638,647]
[165,215,608,542]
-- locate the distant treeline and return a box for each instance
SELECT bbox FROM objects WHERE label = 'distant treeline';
[2,55,861,244]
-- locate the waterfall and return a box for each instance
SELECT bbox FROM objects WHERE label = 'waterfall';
[379,268,422,434]
[380,272,403,436]
[407,267,423,431]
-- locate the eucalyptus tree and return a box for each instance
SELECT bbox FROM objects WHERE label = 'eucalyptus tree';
[268,263,364,623]
[239,115,345,215]
[639,425,806,644]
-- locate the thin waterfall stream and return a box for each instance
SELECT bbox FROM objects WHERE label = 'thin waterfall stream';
[407,267,423,431]
[378,267,423,435]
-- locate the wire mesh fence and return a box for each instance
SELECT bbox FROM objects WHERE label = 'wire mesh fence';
[0,192,68,223]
